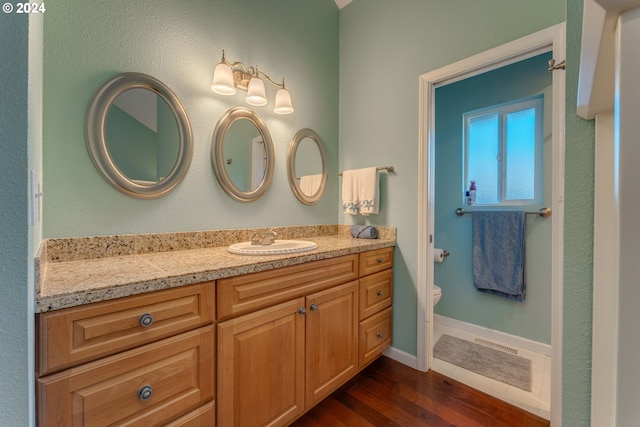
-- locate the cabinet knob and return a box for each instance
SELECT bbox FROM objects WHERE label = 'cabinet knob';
[138,384,153,401]
[376,332,384,338]
[309,303,319,311]
[377,290,383,297]
[138,313,154,328]
[376,258,384,264]
[298,306,307,315]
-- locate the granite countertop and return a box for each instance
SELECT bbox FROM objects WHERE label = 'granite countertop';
[36,231,395,313]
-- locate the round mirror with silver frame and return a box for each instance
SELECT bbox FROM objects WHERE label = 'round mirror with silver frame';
[85,72,193,199]
[211,107,274,202]
[287,128,327,205]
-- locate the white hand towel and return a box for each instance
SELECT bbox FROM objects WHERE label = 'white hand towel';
[358,167,379,215]
[341,169,359,215]
[299,174,322,196]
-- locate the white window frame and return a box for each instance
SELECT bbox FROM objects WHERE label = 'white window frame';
[463,95,544,206]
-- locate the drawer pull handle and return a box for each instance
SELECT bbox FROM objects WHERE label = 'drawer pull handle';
[298,306,307,315]
[309,303,319,311]
[138,385,153,401]
[377,290,383,297]
[376,332,384,338]
[138,313,154,328]
[376,258,384,263]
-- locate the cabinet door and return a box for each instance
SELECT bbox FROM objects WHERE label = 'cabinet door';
[217,298,305,427]
[305,281,359,407]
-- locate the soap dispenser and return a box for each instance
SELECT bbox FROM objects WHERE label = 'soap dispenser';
[469,181,476,205]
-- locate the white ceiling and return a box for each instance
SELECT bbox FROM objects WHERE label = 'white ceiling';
[334,0,352,10]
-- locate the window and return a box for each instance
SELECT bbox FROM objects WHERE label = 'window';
[463,95,543,206]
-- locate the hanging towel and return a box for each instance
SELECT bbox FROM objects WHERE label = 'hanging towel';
[341,170,359,215]
[358,167,379,215]
[472,210,526,301]
[299,174,322,196]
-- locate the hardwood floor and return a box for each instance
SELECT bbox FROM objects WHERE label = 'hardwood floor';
[291,356,550,427]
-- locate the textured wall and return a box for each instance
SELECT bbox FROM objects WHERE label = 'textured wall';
[0,11,31,426]
[563,0,595,425]
[43,0,339,238]
[339,0,564,356]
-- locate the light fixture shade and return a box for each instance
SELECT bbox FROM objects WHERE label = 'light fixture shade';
[211,62,236,95]
[246,77,267,106]
[274,87,294,114]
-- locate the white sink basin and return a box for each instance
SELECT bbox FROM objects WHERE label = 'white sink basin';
[228,240,318,255]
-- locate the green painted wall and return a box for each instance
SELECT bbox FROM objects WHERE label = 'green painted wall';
[564,0,595,424]
[339,0,564,358]
[43,0,339,238]
[5,1,597,425]
[339,0,595,424]
[0,11,39,427]
[434,53,553,345]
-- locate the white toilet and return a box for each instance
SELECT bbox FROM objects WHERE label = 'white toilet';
[433,285,442,306]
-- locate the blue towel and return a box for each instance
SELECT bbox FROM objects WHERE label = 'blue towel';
[472,210,526,301]
[350,225,378,239]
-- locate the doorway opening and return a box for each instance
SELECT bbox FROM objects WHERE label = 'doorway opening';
[417,23,565,425]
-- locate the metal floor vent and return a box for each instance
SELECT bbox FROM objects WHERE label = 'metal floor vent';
[473,337,519,355]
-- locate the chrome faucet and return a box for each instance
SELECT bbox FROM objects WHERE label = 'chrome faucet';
[251,229,278,245]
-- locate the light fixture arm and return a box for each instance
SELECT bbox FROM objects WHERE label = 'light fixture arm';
[219,51,285,89]
[256,69,286,89]
[220,50,249,74]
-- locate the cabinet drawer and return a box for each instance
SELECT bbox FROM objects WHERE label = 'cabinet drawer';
[359,269,393,320]
[359,247,393,277]
[359,307,392,368]
[37,283,214,376]
[165,401,215,427]
[217,254,358,320]
[37,326,215,427]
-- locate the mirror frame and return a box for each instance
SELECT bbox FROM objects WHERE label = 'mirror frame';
[85,72,193,199]
[287,128,328,205]
[211,107,275,202]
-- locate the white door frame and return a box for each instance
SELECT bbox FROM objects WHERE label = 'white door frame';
[416,23,565,426]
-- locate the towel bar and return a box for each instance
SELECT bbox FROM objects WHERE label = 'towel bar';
[338,166,394,176]
[455,207,552,218]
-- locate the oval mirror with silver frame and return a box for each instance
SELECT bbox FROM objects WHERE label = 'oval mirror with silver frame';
[287,128,327,205]
[85,72,193,199]
[211,107,274,202]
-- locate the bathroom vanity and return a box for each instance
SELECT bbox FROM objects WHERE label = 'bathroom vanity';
[34,226,395,427]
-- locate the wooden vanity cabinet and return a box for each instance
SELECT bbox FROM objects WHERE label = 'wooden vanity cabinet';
[217,281,359,427]
[216,250,392,427]
[216,256,360,427]
[36,246,394,427]
[36,283,216,427]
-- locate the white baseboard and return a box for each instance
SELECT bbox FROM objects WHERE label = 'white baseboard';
[383,346,418,369]
[434,314,551,356]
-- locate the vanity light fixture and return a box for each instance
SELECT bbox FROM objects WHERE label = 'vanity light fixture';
[211,50,294,114]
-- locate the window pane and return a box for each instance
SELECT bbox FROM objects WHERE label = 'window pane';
[468,114,498,204]
[505,108,535,200]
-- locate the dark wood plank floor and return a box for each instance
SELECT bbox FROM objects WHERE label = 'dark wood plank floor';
[291,356,549,427]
